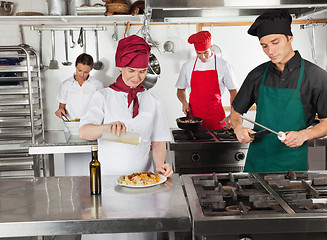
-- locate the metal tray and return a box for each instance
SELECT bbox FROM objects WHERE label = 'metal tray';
[0,86,38,95]
[0,108,42,117]
[0,98,39,106]
[0,117,42,127]
[0,65,37,72]
[0,76,40,82]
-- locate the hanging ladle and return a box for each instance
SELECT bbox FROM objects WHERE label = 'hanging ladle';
[62,30,72,66]
[93,29,103,70]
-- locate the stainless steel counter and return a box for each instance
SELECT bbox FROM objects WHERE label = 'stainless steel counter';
[0,174,190,238]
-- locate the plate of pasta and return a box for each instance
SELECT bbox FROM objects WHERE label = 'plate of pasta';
[117,172,167,188]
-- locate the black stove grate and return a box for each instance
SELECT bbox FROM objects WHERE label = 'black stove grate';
[192,173,286,216]
[172,129,215,142]
[211,129,238,142]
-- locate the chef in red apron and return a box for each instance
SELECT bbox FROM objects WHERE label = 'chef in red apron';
[176,31,238,129]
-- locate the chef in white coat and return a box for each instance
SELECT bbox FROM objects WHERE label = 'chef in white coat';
[79,35,173,240]
[55,53,103,176]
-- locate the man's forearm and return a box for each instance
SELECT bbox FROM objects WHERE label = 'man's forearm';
[231,109,243,130]
[177,89,188,105]
[301,118,327,141]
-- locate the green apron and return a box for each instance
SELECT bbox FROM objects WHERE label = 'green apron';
[244,58,308,172]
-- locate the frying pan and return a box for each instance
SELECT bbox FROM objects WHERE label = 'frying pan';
[176,112,203,131]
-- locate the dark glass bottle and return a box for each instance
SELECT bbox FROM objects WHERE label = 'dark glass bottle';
[90,146,101,195]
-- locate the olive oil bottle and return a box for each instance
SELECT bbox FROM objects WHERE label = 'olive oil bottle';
[90,146,101,195]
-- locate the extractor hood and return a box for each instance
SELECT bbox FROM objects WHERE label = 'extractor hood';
[146,0,327,22]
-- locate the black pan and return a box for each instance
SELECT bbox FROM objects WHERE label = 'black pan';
[176,112,203,131]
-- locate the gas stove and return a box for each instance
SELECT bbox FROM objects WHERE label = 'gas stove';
[169,129,249,174]
[182,171,327,240]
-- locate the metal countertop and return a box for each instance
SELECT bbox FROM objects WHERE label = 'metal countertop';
[0,174,190,238]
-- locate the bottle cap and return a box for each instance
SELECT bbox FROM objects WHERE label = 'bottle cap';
[91,146,98,151]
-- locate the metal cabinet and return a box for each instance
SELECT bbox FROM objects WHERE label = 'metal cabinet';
[0,44,44,177]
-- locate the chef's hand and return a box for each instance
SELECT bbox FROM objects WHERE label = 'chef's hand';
[156,163,173,178]
[55,108,66,119]
[105,121,126,137]
[234,127,255,143]
[282,131,308,148]
[182,103,190,115]
[220,115,232,129]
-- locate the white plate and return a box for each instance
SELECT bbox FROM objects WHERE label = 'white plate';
[117,174,167,188]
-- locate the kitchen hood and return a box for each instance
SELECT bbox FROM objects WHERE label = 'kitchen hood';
[146,0,327,22]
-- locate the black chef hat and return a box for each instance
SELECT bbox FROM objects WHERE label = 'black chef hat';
[248,9,293,39]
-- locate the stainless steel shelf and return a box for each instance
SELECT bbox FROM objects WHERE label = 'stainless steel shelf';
[0,87,38,95]
[0,45,44,177]
[0,98,40,106]
[0,117,42,127]
[0,108,42,116]
[0,66,38,72]
[0,15,143,24]
[0,76,40,82]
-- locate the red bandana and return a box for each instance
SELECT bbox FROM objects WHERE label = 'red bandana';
[109,74,145,118]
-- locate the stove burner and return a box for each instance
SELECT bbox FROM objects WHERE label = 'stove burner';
[211,129,238,142]
[172,129,215,142]
[225,202,251,214]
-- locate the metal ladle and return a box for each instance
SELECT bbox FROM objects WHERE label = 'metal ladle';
[62,30,72,66]
[93,29,103,70]
[38,29,48,70]
[112,22,118,41]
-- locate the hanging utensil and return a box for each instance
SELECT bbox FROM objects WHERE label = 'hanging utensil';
[83,29,86,53]
[49,29,59,70]
[93,29,103,70]
[69,29,75,48]
[112,22,118,41]
[163,40,174,53]
[77,27,83,47]
[163,24,174,53]
[240,116,286,141]
[62,30,72,66]
[38,29,48,70]
[124,21,131,38]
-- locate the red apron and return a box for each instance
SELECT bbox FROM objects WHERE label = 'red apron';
[189,54,226,129]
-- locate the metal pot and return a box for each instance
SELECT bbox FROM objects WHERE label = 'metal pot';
[143,53,160,90]
[148,53,160,75]
[176,112,203,131]
[68,0,89,15]
[0,1,13,16]
[46,0,67,16]
[143,72,158,90]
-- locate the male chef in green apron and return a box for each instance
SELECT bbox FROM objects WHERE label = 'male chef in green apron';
[231,9,327,172]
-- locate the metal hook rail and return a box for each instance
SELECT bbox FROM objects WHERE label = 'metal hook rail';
[30,26,107,31]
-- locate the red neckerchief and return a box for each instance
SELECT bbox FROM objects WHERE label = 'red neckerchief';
[109,74,145,118]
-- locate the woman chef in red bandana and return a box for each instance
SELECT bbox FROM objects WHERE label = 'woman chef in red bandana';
[79,35,173,179]
[176,31,238,129]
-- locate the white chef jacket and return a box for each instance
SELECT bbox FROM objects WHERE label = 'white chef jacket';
[56,75,104,120]
[56,75,103,177]
[175,53,238,95]
[80,87,172,175]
